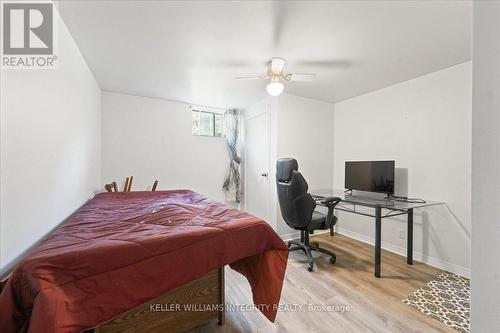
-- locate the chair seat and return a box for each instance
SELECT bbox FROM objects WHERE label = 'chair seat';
[308,211,337,231]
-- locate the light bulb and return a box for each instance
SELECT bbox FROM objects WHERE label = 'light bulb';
[266,81,284,96]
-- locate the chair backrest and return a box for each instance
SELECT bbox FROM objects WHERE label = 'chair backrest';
[276,158,316,229]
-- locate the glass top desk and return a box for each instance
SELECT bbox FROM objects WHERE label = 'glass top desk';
[310,189,443,278]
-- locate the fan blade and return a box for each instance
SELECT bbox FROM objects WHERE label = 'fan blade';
[234,76,265,80]
[270,57,286,74]
[287,73,316,81]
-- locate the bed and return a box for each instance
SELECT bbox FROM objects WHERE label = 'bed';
[0,190,288,332]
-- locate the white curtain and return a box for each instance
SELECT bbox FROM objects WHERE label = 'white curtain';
[222,109,242,203]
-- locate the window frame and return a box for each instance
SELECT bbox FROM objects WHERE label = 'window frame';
[191,106,224,138]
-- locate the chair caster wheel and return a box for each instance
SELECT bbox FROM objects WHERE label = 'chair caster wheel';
[307,264,314,272]
[330,255,336,264]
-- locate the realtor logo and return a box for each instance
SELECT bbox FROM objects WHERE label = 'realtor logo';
[1,1,58,68]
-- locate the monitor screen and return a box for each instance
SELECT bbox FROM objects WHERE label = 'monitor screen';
[345,161,395,194]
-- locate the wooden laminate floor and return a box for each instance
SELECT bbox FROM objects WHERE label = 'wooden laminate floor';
[190,233,456,333]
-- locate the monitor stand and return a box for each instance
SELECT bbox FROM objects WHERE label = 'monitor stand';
[345,189,393,202]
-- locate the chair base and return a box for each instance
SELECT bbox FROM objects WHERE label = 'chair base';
[288,230,336,272]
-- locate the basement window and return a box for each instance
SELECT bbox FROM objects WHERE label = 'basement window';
[192,108,223,137]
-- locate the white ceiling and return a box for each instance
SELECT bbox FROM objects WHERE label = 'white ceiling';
[57,1,472,108]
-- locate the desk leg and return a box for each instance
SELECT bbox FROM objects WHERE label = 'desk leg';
[375,206,381,278]
[407,208,413,265]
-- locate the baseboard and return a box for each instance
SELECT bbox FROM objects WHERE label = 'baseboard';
[280,229,331,242]
[336,227,470,278]
[280,231,301,241]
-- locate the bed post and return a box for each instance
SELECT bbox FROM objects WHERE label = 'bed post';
[218,266,225,325]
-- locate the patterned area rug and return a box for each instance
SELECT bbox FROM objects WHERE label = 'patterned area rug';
[402,272,470,333]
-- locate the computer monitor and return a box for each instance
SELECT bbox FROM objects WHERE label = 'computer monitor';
[345,160,395,194]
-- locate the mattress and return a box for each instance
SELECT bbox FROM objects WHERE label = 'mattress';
[0,190,288,332]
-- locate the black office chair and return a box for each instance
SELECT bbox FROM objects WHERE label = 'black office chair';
[276,158,341,271]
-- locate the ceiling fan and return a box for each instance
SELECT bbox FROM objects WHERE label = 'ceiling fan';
[234,57,315,96]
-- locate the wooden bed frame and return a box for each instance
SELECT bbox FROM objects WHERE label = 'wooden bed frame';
[0,267,225,333]
[90,267,225,333]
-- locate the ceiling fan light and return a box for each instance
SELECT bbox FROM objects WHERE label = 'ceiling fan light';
[266,81,284,96]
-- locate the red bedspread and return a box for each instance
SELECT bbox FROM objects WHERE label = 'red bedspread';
[0,190,288,332]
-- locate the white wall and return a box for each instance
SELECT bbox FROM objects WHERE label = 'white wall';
[333,62,472,276]
[0,8,101,270]
[276,94,334,236]
[101,92,228,202]
[470,2,500,332]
